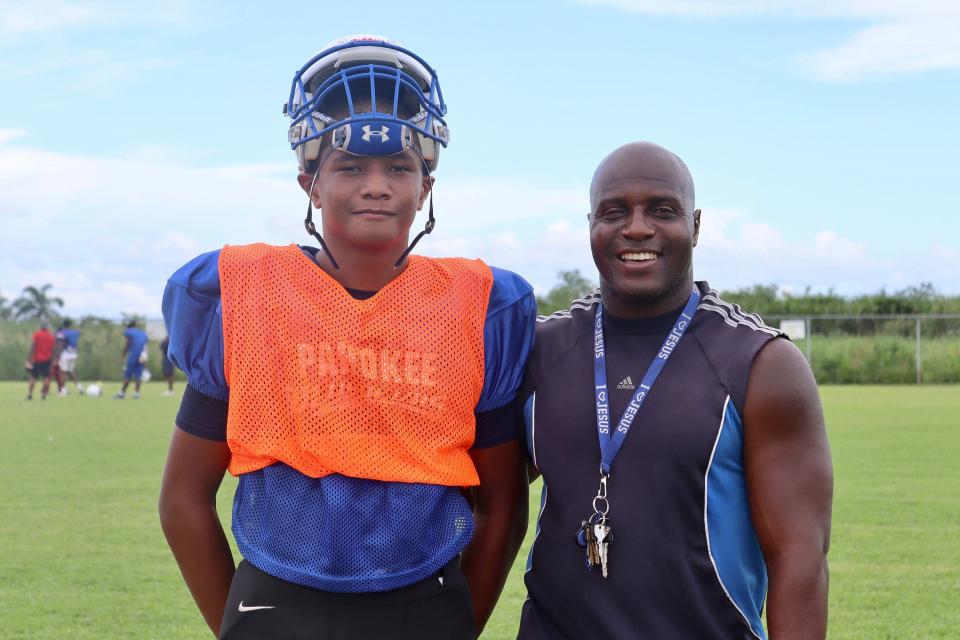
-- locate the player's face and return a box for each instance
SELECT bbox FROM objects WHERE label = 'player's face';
[589,146,700,318]
[305,150,431,254]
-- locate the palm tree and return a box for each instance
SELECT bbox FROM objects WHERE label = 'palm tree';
[13,284,64,322]
[0,292,12,320]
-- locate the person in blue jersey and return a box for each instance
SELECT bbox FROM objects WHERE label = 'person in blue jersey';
[517,142,833,639]
[158,36,535,640]
[53,318,83,396]
[114,319,148,399]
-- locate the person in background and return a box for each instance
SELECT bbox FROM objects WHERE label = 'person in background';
[160,335,176,396]
[26,319,56,400]
[115,320,148,400]
[51,321,63,395]
[54,318,83,395]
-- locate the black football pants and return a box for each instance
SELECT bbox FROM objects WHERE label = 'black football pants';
[218,558,474,640]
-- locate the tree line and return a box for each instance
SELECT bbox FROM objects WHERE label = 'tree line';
[2,279,957,383]
[535,272,960,317]
[5,277,960,325]
[0,284,144,326]
[1,284,64,321]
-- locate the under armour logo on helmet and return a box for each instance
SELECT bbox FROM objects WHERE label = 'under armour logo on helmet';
[361,125,390,143]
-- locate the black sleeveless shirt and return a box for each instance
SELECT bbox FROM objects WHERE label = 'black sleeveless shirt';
[518,282,783,640]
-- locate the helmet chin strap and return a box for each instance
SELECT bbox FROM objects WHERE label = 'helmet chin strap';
[393,158,435,268]
[303,157,340,270]
[303,152,436,272]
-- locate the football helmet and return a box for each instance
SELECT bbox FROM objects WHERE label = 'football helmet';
[285,35,449,173]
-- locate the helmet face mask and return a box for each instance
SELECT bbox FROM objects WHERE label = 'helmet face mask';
[285,36,449,173]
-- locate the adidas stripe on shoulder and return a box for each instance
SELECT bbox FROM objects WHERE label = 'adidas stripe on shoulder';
[537,290,601,324]
[698,290,780,336]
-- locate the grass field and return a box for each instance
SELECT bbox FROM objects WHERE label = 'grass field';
[1,382,957,639]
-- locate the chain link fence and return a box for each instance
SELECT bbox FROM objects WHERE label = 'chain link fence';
[767,314,960,384]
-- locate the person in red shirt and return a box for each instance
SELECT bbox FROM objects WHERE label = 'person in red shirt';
[26,319,56,400]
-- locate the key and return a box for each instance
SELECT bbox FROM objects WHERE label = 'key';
[576,520,590,548]
[593,523,612,578]
[582,521,598,568]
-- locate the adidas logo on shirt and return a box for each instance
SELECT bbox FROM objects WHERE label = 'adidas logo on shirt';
[617,376,636,390]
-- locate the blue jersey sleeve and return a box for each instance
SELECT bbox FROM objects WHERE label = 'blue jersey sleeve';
[476,267,536,413]
[161,249,229,402]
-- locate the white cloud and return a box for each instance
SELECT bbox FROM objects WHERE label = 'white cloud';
[0,1,191,93]
[433,180,586,232]
[2,140,955,317]
[0,47,183,95]
[0,143,303,317]
[574,0,955,20]
[692,206,960,294]
[0,0,194,42]
[0,129,27,144]
[428,218,596,295]
[798,18,960,80]
[573,0,960,80]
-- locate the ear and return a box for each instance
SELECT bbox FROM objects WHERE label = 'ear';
[297,171,323,208]
[416,174,434,211]
[692,208,702,247]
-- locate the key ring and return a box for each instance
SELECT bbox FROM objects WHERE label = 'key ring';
[592,473,609,517]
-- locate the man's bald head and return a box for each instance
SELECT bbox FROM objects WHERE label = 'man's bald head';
[589,142,695,213]
[587,141,701,319]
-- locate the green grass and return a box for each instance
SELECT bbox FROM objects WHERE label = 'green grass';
[1,383,957,638]
[819,386,960,639]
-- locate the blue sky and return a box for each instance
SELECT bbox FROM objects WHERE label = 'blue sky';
[1,0,958,317]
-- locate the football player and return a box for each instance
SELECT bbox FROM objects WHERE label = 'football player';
[26,319,56,400]
[115,320,148,399]
[53,318,82,395]
[159,36,535,639]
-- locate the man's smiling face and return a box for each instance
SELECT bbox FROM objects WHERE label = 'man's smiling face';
[589,142,701,318]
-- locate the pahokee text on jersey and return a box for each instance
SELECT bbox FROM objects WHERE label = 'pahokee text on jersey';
[219,243,489,485]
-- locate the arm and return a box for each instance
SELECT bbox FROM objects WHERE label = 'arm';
[158,428,235,637]
[461,439,529,637]
[743,339,833,640]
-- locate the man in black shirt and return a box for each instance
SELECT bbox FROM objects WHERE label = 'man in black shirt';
[518,142,833,639]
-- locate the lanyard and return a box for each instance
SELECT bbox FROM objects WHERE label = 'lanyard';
[593,288,700,476]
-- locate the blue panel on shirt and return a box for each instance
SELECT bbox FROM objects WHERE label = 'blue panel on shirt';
[706,399,768,639]
[523,393,536,462]
[162,249,228,401]
[233,465,474,593]
[478,266,536,412]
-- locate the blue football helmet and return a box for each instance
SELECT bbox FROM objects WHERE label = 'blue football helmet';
[285,35,450,173]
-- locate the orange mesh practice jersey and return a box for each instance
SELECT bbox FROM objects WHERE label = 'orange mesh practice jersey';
[219,243,492,486]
